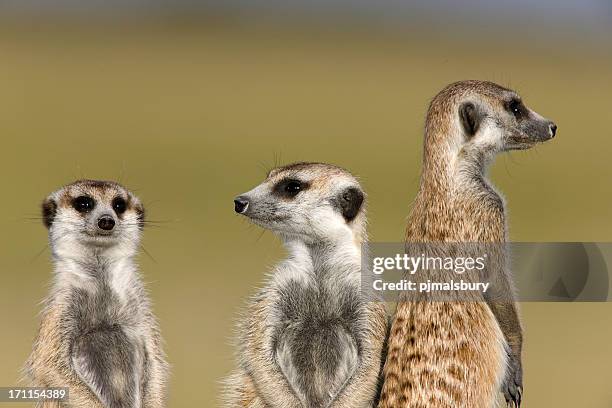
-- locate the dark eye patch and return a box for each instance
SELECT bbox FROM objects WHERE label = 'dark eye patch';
[506,98,527,119]
[272,178,310,199]
[112,197,127,215]
[73,196,95,213]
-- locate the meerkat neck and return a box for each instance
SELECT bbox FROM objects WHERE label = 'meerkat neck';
[283,236,362,276]
[421,132,498,200]
[51,247,140,296]
[412,129,506,242]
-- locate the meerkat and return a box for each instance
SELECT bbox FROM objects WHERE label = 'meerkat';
[223,162,388,408]
[26,180,169,408]
[378,81,557,408]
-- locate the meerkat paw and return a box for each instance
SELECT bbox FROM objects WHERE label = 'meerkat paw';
[502,357,523,407]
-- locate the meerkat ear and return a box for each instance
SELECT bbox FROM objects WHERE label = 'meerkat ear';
[42,197,57,229]
[136,204,146,228]
[459,102,480,137]
[129,195,146,228]
[338,187,364,222]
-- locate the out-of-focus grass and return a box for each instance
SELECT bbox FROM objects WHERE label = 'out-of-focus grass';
[0,20,611,407]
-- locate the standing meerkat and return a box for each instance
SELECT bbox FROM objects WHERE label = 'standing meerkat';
[223,162,388,408]
[378,81,556,408]
[26,180,169,408]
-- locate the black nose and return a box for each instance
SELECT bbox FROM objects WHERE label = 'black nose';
[234,197,249,214]
[98,216,115,231]
[549,122,557,137]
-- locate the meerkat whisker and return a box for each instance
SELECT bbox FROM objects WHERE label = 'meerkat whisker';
[29,244,49,264]
[140,244,157,264]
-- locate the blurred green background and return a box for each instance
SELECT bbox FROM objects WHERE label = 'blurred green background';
[0,3,611,406]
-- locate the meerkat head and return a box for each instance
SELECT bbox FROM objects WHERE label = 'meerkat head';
[234,162,366,245]
[42,180,145,256]
[425,80,557,167]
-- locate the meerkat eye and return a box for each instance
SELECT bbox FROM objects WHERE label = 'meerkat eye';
[112,197,127,214]
[273,178,309,198]
[285,181,302,195]
[507,99,524,118]
[73,196,95,213]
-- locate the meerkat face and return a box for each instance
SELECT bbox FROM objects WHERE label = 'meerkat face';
[453,81,557,154]
[42,180,145,254]
[234,162,366,244]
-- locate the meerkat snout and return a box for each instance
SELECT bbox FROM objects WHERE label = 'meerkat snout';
[233,196,249,214]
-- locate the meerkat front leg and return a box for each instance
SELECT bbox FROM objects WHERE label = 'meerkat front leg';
[72,329,145,408]
[222,314,304,407]
[485,297,523,407]
[141,345,168,408]
[484,265,523,407]
[243,340,304,407]
[329,305,388,408]
[239,299,304,407]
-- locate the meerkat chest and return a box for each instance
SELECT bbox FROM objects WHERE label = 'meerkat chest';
[66,283,149,340]
[273,274,364,331]
[272,277,363,406]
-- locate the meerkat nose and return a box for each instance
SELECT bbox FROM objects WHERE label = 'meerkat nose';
[98,215,115,231]
[549,122,557,138]
[234,197,249,214]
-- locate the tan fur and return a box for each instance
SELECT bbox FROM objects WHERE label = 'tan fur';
[28,304,105,408]
[379,81,528,408]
